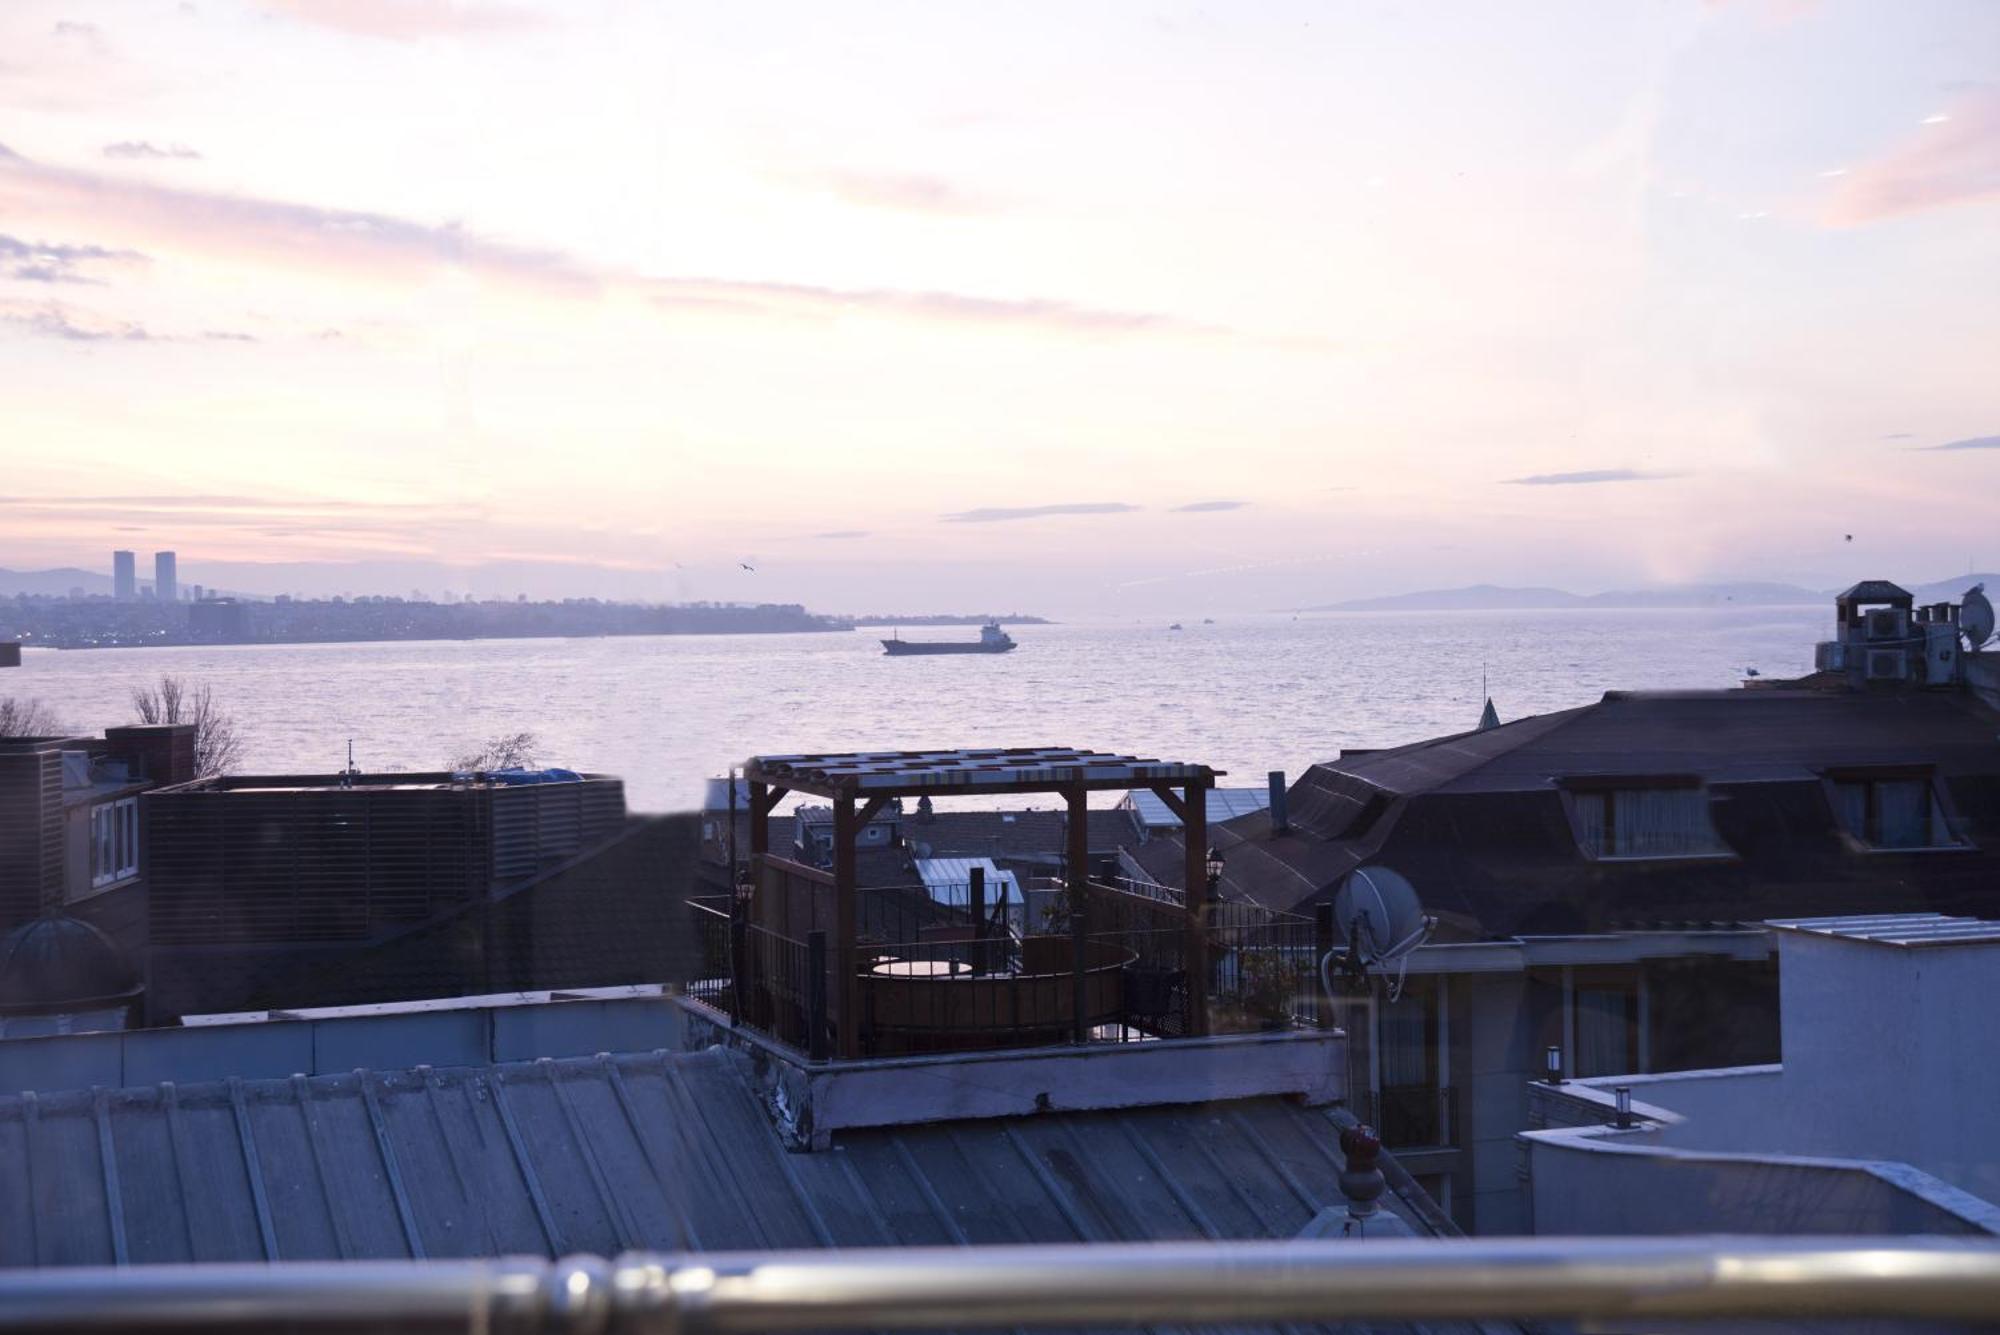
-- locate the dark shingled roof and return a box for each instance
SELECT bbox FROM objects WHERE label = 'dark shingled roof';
[0,1045,1505,1335]
[1132,688,2000,937]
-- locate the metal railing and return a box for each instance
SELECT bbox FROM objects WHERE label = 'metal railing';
[6,1238,2000,1332]
[686,881,1330,1058]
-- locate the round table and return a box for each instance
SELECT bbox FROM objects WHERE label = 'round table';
[868,959,971,978]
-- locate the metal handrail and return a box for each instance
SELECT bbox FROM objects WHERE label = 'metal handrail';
[4,1238,2000,1332]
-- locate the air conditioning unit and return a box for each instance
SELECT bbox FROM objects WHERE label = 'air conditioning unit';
[1866,608,1907,641]
[1865,649,1908,681]
[1924,623,1959,685]
[1815,641,1847,672]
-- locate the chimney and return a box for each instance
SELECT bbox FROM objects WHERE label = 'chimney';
[1337,1123,1384,1224]
[1267,770,1288,835]
[105,724,198,787]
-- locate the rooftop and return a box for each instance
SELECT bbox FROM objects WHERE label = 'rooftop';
[1767,912,2000,947]
[745,748,1217,797]
[0,1045,1436,1273]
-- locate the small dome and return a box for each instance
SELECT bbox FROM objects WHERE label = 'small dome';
[0,916,139,1011]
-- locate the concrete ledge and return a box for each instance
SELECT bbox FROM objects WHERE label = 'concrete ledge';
[1521,1119,2000,1237]
[674,997,1344,1148]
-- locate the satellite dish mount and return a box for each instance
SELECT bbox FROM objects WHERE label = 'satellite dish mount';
[1329,866,1437,1002]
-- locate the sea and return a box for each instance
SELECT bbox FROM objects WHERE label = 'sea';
[4,607,1828,812]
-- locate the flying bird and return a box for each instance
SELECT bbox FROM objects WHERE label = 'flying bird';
[739,562,756,573]
[1845,534,1853,542]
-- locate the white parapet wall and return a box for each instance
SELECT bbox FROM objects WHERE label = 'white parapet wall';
[676,995,1344,1148]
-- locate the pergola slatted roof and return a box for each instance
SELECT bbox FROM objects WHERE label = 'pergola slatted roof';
[746,747,1216,797]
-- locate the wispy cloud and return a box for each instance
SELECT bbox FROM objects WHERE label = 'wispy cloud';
[1171,500,1247,513]
[1917,434,2000,451]
[1502,468,1680,486]
[261,0,540,40]
[0,233,145,285]
[0,142,1195,339]
[103,141,202,161]
[647,277,1188,335]
[1823,89,2000,224]
[943,502,1140,523]
[813,530,869,540]
[0,300,151,341]
[1883,432,1916,439]
[801,168,996,216]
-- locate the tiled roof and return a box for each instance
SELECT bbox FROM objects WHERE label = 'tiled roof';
[0,1044,1494,1335]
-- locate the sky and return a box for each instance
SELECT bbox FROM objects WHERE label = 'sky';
[0,0,1995,614]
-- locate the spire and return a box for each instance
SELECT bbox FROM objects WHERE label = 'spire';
[1477,697,1500,731]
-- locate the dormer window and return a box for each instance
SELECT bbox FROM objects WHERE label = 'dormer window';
[1566,781,1729,860]
[1828,771,1964,850]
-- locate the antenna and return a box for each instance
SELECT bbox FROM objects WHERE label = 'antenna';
[1329,866,1436,1002]
[1961,584,1993,651]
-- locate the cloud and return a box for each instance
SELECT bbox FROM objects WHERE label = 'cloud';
[103,141,202,161]
[0,300,152,341]
[1822,89,2000,224]
[803,168,995,216]
[647,276,1187,335]
[1171,500,1247,513]
[1502,468,1680,486]
[942,502,1140,523]
[1918,434,2000,451]
[0,233,145,285]
[0,143,1195,339]
[1883,432,1916,440]
[261,0,540,40]
[52,21,98,37]
[813,530,869,540]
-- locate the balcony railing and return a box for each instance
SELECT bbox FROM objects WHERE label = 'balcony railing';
[684,881,1326,1059]
[5,1238,2000,1332]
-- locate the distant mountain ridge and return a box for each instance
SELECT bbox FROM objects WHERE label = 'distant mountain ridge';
[1307,574,1999,613]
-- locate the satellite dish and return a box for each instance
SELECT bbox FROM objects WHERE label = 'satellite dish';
[1962,585,1994,651]
[1332,866,1437,1000]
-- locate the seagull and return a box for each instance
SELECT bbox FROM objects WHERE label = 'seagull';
[1845,534,1853,542]
[1745,667,1761,678]
[739,562,756,573]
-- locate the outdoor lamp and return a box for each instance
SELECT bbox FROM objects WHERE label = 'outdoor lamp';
[1546,1044,1563,1084]
[1615,1086,1633,1128]
[1205,847,1225,892]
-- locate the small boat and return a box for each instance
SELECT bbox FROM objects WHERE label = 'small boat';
[883,621,1017,656]
[1201,618,1215,624]
[1169,623,1183,631]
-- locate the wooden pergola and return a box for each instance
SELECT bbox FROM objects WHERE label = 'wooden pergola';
[741,747,1219,1058]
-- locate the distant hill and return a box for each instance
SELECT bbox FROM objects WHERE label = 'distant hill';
[1306,574,1999,613]
[0,567,114,597]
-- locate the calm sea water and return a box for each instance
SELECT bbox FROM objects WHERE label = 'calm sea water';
[4,608,1827,812]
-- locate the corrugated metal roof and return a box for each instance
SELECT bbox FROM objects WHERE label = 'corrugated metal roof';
[914,857,1023,907]
[0,1047,1448,1279]
[748,749,1216,795]
[1127,788,1272,829]
[1768,913,2000,947]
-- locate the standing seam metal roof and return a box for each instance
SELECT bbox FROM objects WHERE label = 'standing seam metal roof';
[1,1047,1443,1274]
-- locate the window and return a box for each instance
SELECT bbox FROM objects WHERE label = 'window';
[90,797,140,888]
[1830,775,1963,850]
[1570,785,1729,859]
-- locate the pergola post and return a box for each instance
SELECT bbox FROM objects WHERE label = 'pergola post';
[1065,783,1092,1043]
[1183,783,1209,1036]
[748,781,769,872]
[833,794,860,1059]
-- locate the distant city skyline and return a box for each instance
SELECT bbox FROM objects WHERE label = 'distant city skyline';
[1,1,1995,615]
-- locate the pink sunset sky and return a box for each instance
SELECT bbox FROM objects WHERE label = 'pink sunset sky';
[1,0,1995,613]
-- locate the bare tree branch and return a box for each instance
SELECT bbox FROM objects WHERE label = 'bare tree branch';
[450,730,539,772]
[0,696,66,737]
[131,674,244,778]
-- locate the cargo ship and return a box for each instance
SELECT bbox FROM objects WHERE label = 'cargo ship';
[882,621,1017,655]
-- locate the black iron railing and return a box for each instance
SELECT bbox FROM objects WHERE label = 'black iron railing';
[685,881,1329,1059]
